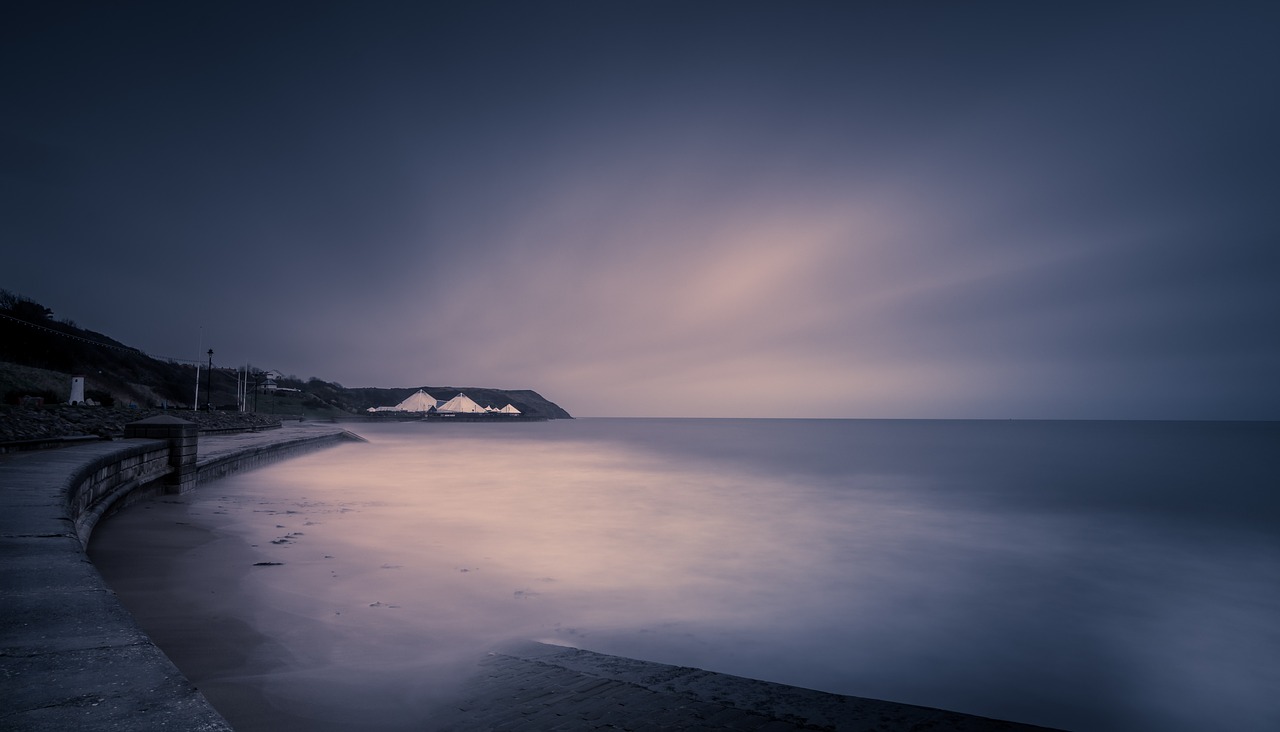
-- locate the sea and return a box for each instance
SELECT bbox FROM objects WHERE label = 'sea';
[88,418,1280,732]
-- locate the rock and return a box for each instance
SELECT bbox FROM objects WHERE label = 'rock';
[0,405,283,444]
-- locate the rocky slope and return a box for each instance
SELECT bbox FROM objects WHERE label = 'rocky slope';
[0,405,282,444]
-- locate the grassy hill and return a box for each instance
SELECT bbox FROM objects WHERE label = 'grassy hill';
[0,289,571,420]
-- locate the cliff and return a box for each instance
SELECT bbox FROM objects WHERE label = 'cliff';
[0,290,572,420]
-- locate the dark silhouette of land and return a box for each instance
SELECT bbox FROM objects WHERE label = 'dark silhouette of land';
[0,290,570,422]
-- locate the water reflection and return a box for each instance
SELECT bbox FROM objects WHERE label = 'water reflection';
[90,419,1280,732]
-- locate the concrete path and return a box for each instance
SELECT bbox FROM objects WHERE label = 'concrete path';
[1,423,358,731]
[435,641,1063,732]
[195,422,364,464]
[0,441,234,731]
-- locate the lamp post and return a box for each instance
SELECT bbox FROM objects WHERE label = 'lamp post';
[205,349,214,411]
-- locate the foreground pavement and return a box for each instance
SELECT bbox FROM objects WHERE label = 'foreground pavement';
[435,641,1063,732]
[0,423,357,731]
[1,441,236,730]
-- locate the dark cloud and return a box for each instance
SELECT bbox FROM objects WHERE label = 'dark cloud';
[4,2,1278,417]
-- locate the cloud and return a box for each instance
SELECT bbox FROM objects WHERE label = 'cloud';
[6,2,1278,418]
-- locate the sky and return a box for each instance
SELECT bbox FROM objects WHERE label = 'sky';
[4,1,1279,418]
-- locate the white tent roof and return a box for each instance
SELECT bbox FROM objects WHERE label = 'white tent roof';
[499,404,521,414]
[393,389,439,412]
[436,393,488,413]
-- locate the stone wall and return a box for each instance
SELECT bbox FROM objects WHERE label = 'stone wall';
[66,440,172,545]
[124,416,198,494]
[194,430,361,486]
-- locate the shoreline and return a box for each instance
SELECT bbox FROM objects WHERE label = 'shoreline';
[89,501,296,730]
[6,422,1067,731]
[0,422,364,731]
[90,496,1065,732]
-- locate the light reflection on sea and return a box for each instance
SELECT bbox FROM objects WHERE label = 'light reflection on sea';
[91,419,1280,732]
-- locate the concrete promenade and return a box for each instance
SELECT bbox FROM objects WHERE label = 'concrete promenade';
[0,423,360,731]
[3,423,1064,731]
[435,641,1061,732]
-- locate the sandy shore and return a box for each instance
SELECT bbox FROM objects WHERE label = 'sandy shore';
[88,498,310,731]
[88,492,1066,732]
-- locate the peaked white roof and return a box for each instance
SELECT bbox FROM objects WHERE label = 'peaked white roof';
[499,403,521,414]
[436,393,487,413]
[394,389,439,412]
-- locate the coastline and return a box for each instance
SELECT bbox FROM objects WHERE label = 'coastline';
[89,496,1065,732]
[0,422,364,731]
[5,420,1079,731]
[81,421,1081,732]
[89,502,294,730]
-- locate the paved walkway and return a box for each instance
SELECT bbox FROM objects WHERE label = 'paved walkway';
[435,641,1063,732]
[1,440,234,731]
[1,423,358,731]
[195,422,364,464]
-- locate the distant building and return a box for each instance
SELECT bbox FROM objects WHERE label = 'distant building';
[436,393,488,414]
[366,389,439,413]
[394,389,439,412]
[365,391,521,416]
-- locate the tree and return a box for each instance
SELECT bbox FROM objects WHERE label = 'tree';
[0,289,53,321]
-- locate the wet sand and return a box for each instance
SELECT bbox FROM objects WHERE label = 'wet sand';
[89,499,310,730]
[89,485,483,732]
[85,420,1280,732]
[87,495,1063,732]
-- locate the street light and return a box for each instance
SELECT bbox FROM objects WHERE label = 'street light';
[206,349,214,411]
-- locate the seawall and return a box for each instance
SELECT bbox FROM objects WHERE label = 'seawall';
[0,422,365,731]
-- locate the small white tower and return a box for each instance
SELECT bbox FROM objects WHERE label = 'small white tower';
[69,375,85,405]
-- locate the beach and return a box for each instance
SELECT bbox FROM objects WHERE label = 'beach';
[88,419,1280,731]
[90,502,290,727]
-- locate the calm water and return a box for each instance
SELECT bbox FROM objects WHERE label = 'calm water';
[91,419,1280,731]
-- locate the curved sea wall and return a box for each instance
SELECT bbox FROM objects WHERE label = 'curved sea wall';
[0,421,363,731]
[193,427,363,487]
[68,439,174,546]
